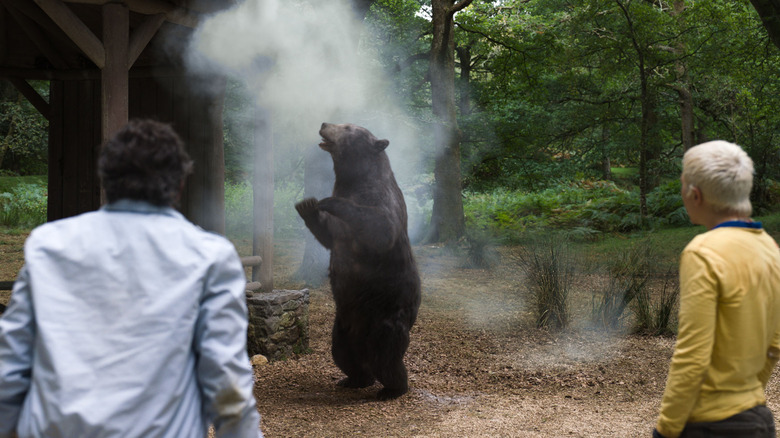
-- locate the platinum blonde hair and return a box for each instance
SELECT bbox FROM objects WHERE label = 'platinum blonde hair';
[682,140,754,217]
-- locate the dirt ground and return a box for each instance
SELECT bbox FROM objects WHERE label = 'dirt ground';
[2,233,780,437]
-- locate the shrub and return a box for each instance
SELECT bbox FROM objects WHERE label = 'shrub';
[591,239,655,330]
[517,235,574,330]
[0,183,47,228]
[461,228,501,269]
[632,267,679,336]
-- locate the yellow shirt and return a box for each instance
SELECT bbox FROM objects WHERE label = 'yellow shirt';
[656,226,780,438]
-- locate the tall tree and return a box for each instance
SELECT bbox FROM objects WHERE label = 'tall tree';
[427,0,474,243]
[750,0,780,50]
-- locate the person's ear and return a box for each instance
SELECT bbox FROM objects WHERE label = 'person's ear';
[689,185,703,205]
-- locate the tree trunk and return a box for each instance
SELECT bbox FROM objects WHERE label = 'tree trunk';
[672,0,694,151]
[456,45,471,116]
[426,0,472,243]
[601,126,612,181]
[617,0,656,219]
[750,0,780,50]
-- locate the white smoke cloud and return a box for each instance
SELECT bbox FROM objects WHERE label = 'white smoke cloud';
[187,0,405,146]
[185,0,429,237]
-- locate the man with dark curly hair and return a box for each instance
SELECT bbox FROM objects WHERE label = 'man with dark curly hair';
[0,119,262,438]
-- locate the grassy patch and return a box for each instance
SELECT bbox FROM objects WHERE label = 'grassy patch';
[0,175,46,194]
[0,176,48,229]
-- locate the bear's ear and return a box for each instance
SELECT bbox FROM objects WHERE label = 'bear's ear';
[374,139,390,152]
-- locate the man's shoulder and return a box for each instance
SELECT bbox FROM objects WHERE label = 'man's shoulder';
[683,227,778,263]
[27,210,101,240]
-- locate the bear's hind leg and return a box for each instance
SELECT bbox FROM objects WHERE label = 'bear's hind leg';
[370,319,411,400]
[332,320,375,388]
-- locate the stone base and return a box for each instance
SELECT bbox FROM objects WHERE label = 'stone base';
[246,289,310,361]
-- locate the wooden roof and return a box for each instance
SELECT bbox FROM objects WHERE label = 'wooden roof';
[0,0,238,79]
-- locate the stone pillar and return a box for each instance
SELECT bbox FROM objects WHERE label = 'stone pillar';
[246,289,310,361]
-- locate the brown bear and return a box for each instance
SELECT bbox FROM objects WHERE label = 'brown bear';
[295,122,421,400]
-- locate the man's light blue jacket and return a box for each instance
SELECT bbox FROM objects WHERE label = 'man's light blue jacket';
[0,200,262,437]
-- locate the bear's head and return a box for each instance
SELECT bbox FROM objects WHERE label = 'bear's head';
[319,122,391,178]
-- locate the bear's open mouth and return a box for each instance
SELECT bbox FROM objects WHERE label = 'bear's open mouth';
[319,138,334,150]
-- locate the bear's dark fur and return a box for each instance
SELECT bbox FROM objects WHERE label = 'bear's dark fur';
[295,122,421,400]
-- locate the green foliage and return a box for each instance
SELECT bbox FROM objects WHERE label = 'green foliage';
[224,181,253,237]
[0,183,47,228]
[0,175,46,194]
[0,81,49,176]
[517,235,574,330]
[224,180,304,239]
[464,179,694,242]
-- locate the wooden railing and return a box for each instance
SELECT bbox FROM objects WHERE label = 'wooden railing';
[241,255,263,293]
[0,255,262,294]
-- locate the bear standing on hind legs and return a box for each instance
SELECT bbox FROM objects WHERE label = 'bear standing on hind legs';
[295,122,422,400]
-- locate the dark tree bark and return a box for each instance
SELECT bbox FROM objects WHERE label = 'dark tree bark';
[426,0,473,243]
[750,0,780,50]
[671,0,694,151]
[456,45,472,116]
[601,126,612,181]
[617,0,657,218]
[351,0,375,21]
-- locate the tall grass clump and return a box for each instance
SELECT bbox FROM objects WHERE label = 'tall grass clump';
[632,267,679,336]
[591,239,655,330]
[0,183,47,228]
[517,235,575,330]
[461,228,500,269]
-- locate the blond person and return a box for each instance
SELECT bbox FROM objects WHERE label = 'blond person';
[654,141,780,438]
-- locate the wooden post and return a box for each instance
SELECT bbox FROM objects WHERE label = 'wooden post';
[101,2,129,146]
[253,109,274,291]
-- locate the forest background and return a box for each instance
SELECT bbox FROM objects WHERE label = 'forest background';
[1,0,780,266]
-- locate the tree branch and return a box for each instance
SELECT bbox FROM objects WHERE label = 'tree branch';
[453,0,476,14]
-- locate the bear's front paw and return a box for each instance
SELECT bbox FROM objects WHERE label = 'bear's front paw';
[295,197,319,218]
[316,197,346,215]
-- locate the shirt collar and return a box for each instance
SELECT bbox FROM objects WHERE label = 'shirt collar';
[712,220,763,230]
[101,199,184,220]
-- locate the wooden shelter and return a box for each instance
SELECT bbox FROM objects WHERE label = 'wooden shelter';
[0,0,273,290]
[0,0,232,229]
[0,0,274,290]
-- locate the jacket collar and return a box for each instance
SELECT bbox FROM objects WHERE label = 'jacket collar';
[101,199,184,220]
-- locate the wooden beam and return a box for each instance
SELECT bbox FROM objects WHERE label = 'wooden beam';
[62,0,201,27]
[0,66,186,81]
[3,1,71,68]
[8,77,51,120]
[101,2,128,146]
[253,109,274,291]
[34,0,106,68]
[0,5,7,65]
[128,12,164,67]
